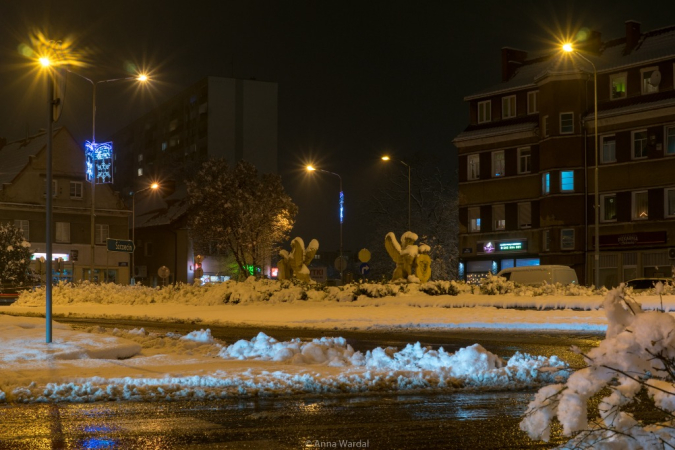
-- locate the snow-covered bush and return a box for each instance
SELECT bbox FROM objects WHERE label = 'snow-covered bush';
[520,288,675,448]
[0,223,32,286]
[419,280,462,296]
[479,274,515,295]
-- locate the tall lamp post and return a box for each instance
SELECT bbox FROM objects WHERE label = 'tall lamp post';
[131,182,159,284]
[66,72,148,282]
[38,55,56,343]
[381,155,411,231]
[563,43,600,289]
[306,165,344,280]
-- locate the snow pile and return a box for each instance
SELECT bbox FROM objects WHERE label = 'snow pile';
[520,288,675,448]
[0,317,570,403]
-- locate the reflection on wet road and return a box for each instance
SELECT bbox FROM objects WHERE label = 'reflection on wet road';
[0,393,566,449]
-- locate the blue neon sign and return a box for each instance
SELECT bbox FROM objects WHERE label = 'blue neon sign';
[85,141,113,184]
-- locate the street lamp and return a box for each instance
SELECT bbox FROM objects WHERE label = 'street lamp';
[381,155,411,231]
[562,43,600,289]
[67,71,149,282]
[307,165,344,280]
[131,182,159,284]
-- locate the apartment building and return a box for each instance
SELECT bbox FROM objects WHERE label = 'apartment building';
[454,21,675,286]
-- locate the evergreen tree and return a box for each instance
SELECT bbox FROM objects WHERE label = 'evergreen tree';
[0,223,33,286]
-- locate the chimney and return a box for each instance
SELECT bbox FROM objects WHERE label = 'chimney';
[625,20,641,54]
[501,47,528,82]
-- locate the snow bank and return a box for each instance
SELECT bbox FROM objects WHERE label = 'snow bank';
[0,318,569,403]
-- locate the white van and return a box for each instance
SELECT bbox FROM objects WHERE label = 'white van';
[497,265,578,286]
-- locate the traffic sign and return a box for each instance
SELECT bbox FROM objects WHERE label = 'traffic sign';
[358,248,371,263]
[107,239,135,253]
[359,263,370,276]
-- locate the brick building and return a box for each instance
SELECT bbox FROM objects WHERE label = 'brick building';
[454,21,675,286]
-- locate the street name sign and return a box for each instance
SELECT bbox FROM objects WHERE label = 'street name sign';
[107,239,135,253]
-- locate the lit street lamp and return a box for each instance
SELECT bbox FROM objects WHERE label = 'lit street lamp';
[562,43,600,289]
[381,155,411,231]
[66,71,149,282]
[131,182,159,284]
[307,165,344,280]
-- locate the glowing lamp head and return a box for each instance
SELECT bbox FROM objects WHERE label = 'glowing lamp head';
[306,165,316,172]
[137,74,148,82]
[150,182,159,190]
[39,57,50,67]
[381,156,391,161]
[562,43,574,53]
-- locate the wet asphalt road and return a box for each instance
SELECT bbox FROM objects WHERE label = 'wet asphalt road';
[0,317,601,449]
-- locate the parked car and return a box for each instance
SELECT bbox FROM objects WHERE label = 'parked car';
[625,278,673,291]
[0,285,31,304]
[496,265,578,286]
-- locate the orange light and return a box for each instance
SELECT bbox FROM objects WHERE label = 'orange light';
[562,43,573,53]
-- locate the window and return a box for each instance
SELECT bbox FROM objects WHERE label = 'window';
[467,154,480,180]
[95,224,109,245]
[517,147,531,174]
[543,116,549,137]
[666,188,675,218]
[43,179,57,197]
[601,194,617,222]
[138,168,143,176]
[161,142,168,151]
[518,202,531,229]
[560,171,574,192]
[527,91,538,114]
[468,207,481,232]
[666,125,675,156]
[478,100,491,123]
[493,204,505,230]
[138,154,144,162]
[492,151,505,177]
[542,230,550,251]
[641,67,659,94]
[542,172,550,195]
[610,73,627,99]
[502,95,516,119]
[70,181,83,199]
[14,220,29,240]
[632,130,648,159]
[561,229,575,250]
[560,112,574,134]
[632,191,648,220]
[601,135,616,163]
[56,222,70,243]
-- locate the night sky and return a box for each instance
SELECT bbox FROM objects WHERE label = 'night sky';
[1,1,673,253]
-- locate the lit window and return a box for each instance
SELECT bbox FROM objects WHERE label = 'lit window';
[95,224,109,245]
[502,95,516,119]
[632,191,648,220]
[468,207,481,232]
[666,125,675,156]
[518,202,531,229]
[542,172,550,195]
[138,168,143,176]
[601,135,616,163]
[560,112,574,134]
[632,130,648,159]
[601,194,617,222]
[641,67,659,94]
[492,151,505,177]
[138,154,143,162]
[56,222,70,243]
[69,181,83,199]
[517,147,531,174]
[560,171,574,192]
[561,229,575,250]
[610,73,627,99]
[467,154,480,180]
[666,188,675,218]
[14,220,29,240]
[493,204,505,230]
[478,100,491,123]
[527,91,538,114]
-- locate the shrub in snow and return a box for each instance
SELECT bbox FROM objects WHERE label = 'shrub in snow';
[0,223,33,286]
[418,280,461,296]
[479,274,515,295]
[520,288,675,448]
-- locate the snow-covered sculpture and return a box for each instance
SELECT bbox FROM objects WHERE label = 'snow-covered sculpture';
[278,237,319,282]
[384,232,432,282]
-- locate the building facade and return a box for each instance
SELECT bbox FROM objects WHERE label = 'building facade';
[0,128,131,284]
[454,21,675,286]
[109,76,278,284]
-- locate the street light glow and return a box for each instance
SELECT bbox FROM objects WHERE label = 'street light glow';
[151,182,159,189]
[306,165,316,171]
[39,57,50,67]
[562,43,573,52]
[137,74,148,82]
[381,156,390,161]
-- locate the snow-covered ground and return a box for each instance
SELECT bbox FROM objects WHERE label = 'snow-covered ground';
[0,315,569,403]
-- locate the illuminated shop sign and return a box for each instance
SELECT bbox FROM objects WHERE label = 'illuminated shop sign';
[85,141,113,184]
[31,253,70,261]
[476,239,527,254]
